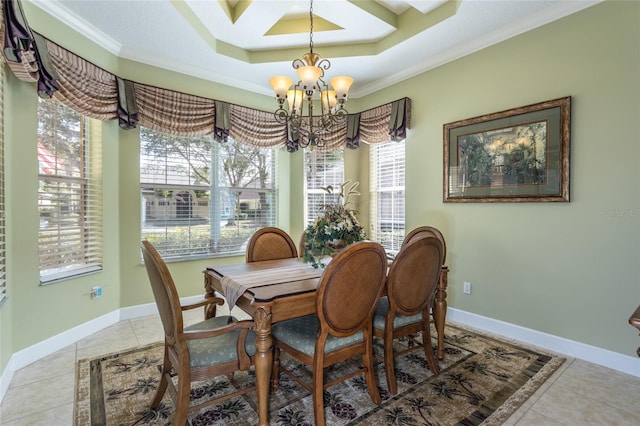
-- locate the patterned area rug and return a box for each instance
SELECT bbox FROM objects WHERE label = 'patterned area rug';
[74,323,564,425]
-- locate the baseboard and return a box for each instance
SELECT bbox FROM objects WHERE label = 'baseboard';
[0,295,206,402]
[2,304,639,405]
[0,309,120,403]
[448,307,640,377]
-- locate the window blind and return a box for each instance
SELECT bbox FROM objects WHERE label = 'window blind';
[140,128,276,259]
[369,141,405,255]
[0,59,6,305]
[38,98,103,283]
[304,149,344,225]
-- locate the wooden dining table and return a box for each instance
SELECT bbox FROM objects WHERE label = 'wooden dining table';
[203,257,449,426]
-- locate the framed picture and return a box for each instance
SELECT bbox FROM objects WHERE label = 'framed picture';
[443,97,570,202]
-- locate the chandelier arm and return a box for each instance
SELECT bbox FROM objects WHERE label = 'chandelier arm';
[316,58,331,72]
[274,108,289,124]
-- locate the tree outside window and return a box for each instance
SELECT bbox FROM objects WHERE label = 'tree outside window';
[140,128,276,258]
[37,98,103,282]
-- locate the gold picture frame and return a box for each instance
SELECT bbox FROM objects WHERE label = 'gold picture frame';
[444,97,571,203]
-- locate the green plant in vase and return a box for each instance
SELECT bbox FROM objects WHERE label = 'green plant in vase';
[303,180,366,268]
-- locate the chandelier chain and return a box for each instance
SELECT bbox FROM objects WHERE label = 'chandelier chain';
[309,0,314,53]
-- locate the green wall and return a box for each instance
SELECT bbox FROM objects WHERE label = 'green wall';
[359,1,640,356]
[1,0,639,377]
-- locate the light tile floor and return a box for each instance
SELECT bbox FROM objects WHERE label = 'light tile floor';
[1,309,639,425]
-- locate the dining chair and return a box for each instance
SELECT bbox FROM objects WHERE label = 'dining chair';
[373,234,444,395]
[401,225,448,354]
[246,226,298,262]
[271,241,388,426]
[140,240,256,425]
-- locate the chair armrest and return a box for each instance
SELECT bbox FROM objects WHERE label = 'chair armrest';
[181,295,225,311]
[182,319,254,340]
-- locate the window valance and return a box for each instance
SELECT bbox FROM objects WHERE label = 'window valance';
[1,0,410,150]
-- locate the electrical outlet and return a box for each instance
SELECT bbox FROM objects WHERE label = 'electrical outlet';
[91,286,103,298]
[463,282,471,294]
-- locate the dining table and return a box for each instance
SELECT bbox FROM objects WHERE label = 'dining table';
[203,257,449,426]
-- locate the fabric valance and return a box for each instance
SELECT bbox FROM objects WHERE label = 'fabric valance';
[1,0,411,150]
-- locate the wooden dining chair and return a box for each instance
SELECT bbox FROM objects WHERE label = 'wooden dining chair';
[271,241,388,426]
[246,227,298,262]
[373,234,444,394]
[140,240,256,425]
[402,225,449,356]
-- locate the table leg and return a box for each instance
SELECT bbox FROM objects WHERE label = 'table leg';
[253,307,273,426]
[433,267,448,360]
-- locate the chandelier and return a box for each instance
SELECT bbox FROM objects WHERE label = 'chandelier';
[269,0,353,150]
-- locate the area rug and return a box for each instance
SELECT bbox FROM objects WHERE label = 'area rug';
[74,323,564,425]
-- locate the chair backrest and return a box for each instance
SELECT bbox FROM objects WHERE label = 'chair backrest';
[246,227,298,262]
[141,240,183,342]
[388,234,444,316]
[316,241,387,337]
[402,226,447,264]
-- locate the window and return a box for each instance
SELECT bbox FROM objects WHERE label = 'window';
[369,141,405,255]
[304,149,344,225]
[140,128,276,259]
[0,61,6,305]
[38,98,103,283]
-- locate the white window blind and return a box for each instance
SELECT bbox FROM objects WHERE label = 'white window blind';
[304,149,344,225]
[370,141,405,255]
[0,60,6,305]
[140,128,276,259]
[38,98,103,283]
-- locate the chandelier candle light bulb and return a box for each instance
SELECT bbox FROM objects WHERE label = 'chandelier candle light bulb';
[269,76,293,105]
[321,89,337,112]
[329,76,353,103]
[287,89,304,113]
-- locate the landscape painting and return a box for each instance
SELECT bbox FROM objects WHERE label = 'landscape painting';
[444,97,570,202]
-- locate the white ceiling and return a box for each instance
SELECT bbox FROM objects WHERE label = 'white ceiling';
[31,0,602,98]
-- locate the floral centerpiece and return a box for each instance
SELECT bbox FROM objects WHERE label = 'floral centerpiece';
[302,180,366,268]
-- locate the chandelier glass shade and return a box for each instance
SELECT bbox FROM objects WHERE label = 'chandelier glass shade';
[269,0,353,149]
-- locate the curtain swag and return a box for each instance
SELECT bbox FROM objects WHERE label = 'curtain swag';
[1,0,411,150]
[214,100,230,142]
[117,77,139,130]
[389,98,411,142]
[346,113,361,149]
[2,0,38,82]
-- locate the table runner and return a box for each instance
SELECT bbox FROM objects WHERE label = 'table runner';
[220,261,324,309]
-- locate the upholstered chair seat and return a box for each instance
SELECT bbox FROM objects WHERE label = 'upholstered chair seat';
[184,316,256,367]
[272,315,364,355]
[373,297,423,330]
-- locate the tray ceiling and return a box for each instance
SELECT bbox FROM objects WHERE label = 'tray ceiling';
[31,0,602,97]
